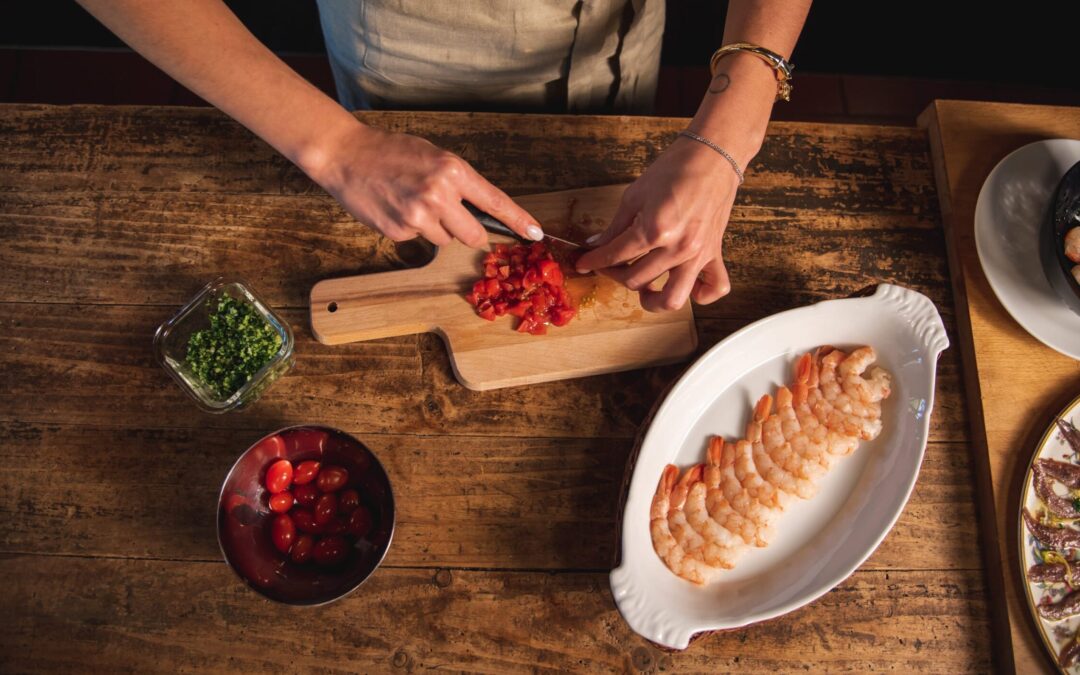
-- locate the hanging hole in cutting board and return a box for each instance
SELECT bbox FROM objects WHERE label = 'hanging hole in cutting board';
[327,302,338,313]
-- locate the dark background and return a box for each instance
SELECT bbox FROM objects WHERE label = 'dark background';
[3,1,1079,123]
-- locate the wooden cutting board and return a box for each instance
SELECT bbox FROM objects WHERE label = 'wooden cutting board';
[309,184,698,390]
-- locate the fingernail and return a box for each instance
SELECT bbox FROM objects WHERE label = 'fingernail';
[586,233,602,245]
[526,225,544,241]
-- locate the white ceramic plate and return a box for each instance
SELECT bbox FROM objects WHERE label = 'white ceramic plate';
[1019,394,1080,674]
[974,139,1080,360]
[609,284,949,649]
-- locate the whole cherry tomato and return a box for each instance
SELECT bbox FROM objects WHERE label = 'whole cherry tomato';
[268,491,294,514]
[292,508,322,534]
[314,493,338,526]
[316,466,349,493]
[338,489,360,513]
[324,516,348,536]
[293,460,321,486]
[294,483,319,509]
[347,506,373,537]
[284,428,328,455]
[313,535,348,566]
[290,534,314,564]
[265,459,293,494]
[270,513,296,554]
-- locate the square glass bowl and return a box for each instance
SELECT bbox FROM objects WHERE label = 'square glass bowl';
[153,277,294,413]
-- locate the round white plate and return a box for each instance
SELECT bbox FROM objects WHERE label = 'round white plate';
[1019,394,1080,674]
[609,284,949,650]
[974,139,1080,360]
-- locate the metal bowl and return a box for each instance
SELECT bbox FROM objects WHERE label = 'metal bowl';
[217,425,395,605]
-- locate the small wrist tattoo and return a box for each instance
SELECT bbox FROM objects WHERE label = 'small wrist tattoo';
[708,73,731,94]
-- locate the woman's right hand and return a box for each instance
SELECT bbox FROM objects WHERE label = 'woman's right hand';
[306,123,543,248]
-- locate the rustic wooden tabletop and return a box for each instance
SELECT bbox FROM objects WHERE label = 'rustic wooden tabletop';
[0,105,990,672]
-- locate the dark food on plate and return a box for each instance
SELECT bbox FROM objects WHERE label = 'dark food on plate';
[651,346,892,585]
[1023,418,1080,643]
[465,242,576,335]
[185,295,282,398]
[1052,160,1080,287]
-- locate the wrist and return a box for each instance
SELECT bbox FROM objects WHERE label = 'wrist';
[689,51,777,166]
[291,112,375,189]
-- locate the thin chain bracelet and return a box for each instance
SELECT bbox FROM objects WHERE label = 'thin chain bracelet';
[678,130,744,185]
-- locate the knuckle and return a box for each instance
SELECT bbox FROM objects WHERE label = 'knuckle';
[436,154,464,179]
[663,295,685,311]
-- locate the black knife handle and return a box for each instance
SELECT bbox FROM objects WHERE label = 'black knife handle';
[462,201,524,241]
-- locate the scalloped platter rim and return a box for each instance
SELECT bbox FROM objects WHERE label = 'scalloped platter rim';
[609,284,949,650]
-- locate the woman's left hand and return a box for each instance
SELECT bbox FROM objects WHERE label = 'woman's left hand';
[574,135,741,312]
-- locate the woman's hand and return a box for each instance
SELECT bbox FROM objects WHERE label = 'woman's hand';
[574,136,740,312]
[309,124,543,248]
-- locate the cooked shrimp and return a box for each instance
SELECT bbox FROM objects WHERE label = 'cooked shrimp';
[838,346,891,406]
[666,465,708,555]
[748,395,817,500]
[704,437,770,547]
[720,438,783,534]
[683,479,743,569]
[773,386,828,482]
[650,465,716,585]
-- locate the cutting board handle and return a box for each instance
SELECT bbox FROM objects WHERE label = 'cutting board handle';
[309,248,472,345]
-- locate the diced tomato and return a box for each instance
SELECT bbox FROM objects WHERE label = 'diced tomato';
[538,259,563,286]
[551,306,576,326]
[467,242,576,334]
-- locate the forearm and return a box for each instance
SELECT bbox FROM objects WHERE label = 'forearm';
[689,0,812,166]
[76,0,359,182]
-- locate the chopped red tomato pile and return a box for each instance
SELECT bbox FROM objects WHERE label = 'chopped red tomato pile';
[465,242,576,335]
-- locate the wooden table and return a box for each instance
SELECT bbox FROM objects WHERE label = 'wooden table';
[0,104,990,672]
[920,100,1080,674]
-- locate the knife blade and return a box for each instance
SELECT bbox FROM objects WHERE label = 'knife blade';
[463,201,584,249]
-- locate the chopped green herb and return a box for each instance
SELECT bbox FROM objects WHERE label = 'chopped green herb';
[1072,497,1080,513]
[185,295,282,398]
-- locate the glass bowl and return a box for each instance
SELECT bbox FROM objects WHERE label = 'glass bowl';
[153,277,294,413]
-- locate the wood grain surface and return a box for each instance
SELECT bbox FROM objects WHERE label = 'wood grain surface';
[0,104,984,672]
[920,100,1080,675]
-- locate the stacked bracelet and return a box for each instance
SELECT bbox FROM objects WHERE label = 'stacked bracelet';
[678,130,744,185]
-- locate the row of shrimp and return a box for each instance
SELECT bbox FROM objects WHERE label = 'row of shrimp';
[650,346,892,584]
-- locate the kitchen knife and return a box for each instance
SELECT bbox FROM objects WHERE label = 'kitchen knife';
[463,201,584,249]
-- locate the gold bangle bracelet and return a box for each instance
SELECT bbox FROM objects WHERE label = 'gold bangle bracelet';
[709,42,794,102]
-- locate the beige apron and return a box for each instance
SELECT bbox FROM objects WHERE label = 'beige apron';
[316,0,664,113]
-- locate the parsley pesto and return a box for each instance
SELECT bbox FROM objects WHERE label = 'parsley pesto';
[185,296,282,398]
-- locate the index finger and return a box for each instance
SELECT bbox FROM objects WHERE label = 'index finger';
[459,163,544,242]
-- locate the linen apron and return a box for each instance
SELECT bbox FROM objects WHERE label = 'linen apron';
[315,0,664,113]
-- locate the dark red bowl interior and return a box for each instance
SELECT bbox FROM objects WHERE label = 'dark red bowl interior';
[217,426,395,605]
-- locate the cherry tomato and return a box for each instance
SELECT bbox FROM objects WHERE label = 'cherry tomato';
[264,459,293,494]
[294,483,319,509]
[316,466,349,493]
[313,535,348,566]
[290,534,314,564]
[314,493,338,525]
[347,506,374,537]
[292,508,323,534]
[338,489,360,514]
[293,460,321,485]
[269,491,294,514]
[271,513,296,554]
[323,516,348,535]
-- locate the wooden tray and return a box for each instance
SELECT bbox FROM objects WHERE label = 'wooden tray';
[920,100,1080,674]
[310,184,697,390]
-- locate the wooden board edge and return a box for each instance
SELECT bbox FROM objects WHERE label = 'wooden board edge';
[919,100,1019,674]
[447,320,699,391]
